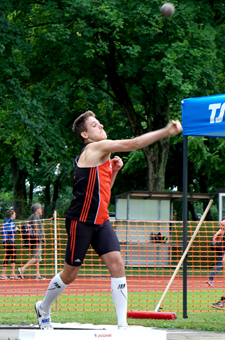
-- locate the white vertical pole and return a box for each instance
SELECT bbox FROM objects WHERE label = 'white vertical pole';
[54,210,58,311]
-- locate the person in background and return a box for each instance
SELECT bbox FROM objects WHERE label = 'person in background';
[18,203,45,280]
[34,110,182,330]
[210,218,225,309]
[0,209,20,280]
[206,218,225,288]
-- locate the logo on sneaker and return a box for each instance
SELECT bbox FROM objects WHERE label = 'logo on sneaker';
[117,284,126,289]
[74,259,81,263]
[42,318,51,323]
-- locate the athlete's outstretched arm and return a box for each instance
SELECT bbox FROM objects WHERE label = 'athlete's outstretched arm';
[94,120,182,155]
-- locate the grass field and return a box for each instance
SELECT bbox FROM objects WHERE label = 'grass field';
[0,290,222,312]
[0,309,225,332]
[0,292,225,332]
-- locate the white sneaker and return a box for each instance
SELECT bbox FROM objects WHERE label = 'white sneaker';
[206,280,214,287]
[18,268,24,279]
[0,275,9,280]
[118,323,128,330]
[35,301,53,330]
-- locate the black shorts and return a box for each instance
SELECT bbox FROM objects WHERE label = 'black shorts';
[65,219,120,266]
[3,241,17,265]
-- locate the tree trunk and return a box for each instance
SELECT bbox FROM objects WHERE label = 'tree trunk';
[29,181,33,207]
[10,157,27,219]
[52,179,59,212]
[188,201,197,221]
[104,47,171,191]
[44,183,51,218]
[143,137,170,191]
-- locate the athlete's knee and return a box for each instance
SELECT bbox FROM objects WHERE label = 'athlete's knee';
[60,263,80,284]
[60,270,77,285]
[105,254,125,277]
[113,260,125,277]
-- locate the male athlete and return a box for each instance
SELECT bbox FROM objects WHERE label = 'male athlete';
[35,110,182,330]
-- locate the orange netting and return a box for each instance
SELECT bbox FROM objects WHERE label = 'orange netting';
[0,217,224,313]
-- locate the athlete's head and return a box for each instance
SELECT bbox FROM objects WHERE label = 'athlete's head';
[72,111,95,142]
[72,110,107,142]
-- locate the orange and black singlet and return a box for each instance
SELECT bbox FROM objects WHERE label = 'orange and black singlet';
[65,144,112,225]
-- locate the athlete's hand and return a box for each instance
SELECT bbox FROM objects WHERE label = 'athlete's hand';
[111,156,123,172]
[166,120,183,136]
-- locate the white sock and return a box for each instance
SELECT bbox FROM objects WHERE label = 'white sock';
[41,273,67,314]
[111,277,128,326]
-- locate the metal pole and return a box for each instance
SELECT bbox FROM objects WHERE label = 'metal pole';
[53,210,58,312]
[125,193,130,267]
[182,136,188,318]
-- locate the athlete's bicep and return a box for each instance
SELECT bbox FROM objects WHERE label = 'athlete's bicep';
[95,139,137,154]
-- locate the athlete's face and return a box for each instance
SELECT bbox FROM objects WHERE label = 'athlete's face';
[82,116,107,142]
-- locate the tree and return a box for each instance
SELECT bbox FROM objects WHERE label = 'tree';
[1,0,225,218]
[11,0,221,191]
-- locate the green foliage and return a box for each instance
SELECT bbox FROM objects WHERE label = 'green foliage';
[122,150,146,174]
[1,0,225,214]
[0,189,13,218]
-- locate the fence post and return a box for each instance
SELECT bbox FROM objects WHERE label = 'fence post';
[54,210,58,312]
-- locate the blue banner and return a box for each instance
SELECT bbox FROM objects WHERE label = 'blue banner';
[182,94,225,137]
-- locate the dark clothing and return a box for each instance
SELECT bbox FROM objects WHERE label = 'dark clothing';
[3,241,17,265]
[27,213,44,261]
[65,145,120,267]
[65,219,120,266]
[65,144,112,225]
[28,213,45,244]
[1,219,17,265]
[208,228,225,283]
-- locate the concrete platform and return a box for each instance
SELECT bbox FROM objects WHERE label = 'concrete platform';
[18,328,166,340]
[0,324,225,340]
